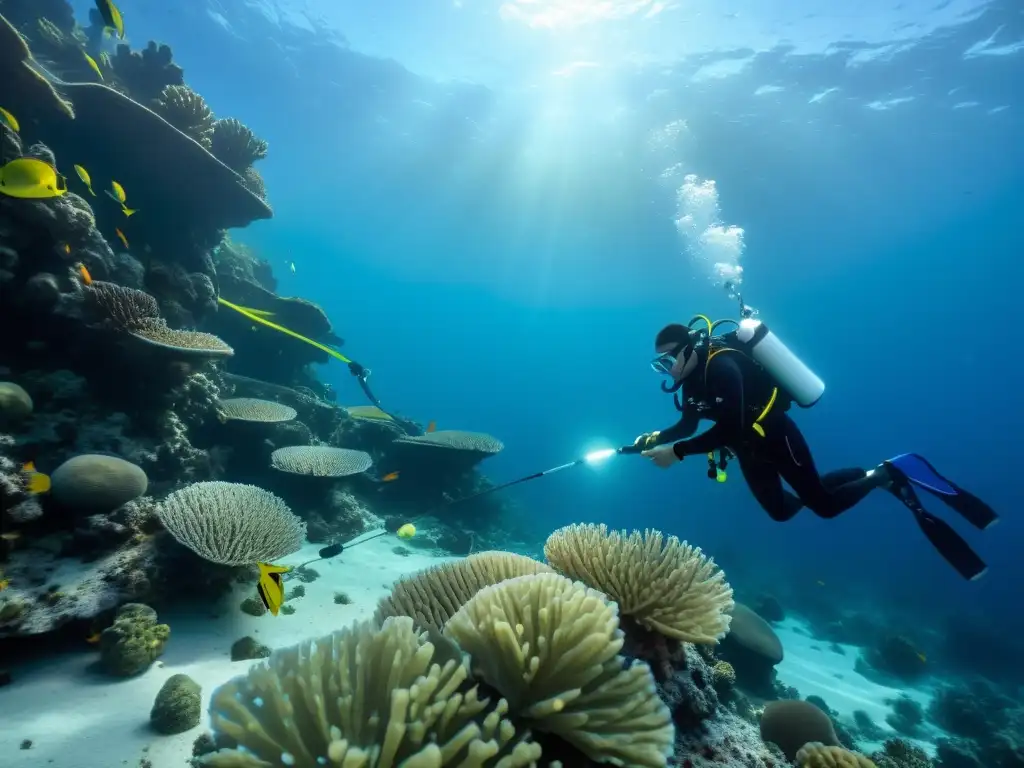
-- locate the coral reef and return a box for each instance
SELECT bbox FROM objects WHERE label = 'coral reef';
[110,41,184,103]
[857,634,929,683]
[151,673,202,735]
[209,118,269,173]
[99,602,170,676]
[717,603,784,697]
[153,85,215,149]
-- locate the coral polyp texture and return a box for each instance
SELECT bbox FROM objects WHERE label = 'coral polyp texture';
[544,523,734,643]
[154,84,216,148]
[199,616,542,767]
[217,397,297,423]
[156,481,306,565]
[374,551,554,630]
[443,571,675,767]
[210,117,269,173]
[270,445,373,476]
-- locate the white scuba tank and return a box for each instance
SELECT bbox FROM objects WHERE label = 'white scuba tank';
[735,317,825,407]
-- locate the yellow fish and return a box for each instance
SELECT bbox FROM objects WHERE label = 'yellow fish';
[0,158,67,199]
[256,562,290,617]
[63,243,71,255]
[1,532,21,542]
[95,0,125,40]
[345,405,393,421]
[114,228,129,249]
[106,180,137,216]
[0,578,9,592]
[22,462,51,494]
[917,652,927,664]
[0,107,19,133]
[397,523,416,540]
[74,165,96,196]
[83,51,104,81]
[78,264,93,285]
[381,471,400,483]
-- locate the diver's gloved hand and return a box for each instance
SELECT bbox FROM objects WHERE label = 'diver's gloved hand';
[633,431,661,451]
[642,444,681,469]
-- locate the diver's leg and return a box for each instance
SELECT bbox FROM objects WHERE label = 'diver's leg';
[884,454,999,531]
[736,451,801,522]
[771,416,883,518]
[888,474,988,580]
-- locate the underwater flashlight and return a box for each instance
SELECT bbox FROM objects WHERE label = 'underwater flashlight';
[584,448,617,464]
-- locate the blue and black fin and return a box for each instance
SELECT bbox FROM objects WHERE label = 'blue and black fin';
[885,453,998,531]
[885,467,988,581]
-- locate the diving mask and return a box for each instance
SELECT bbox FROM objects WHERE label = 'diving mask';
[651,352,678,376]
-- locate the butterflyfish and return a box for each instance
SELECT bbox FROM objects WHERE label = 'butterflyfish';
[78,264,93,285]
[22,462,51,494]
[256,562,290,616]
[381,471,400,482]
[0,107,19,133]
[74,165,96,196]
[397,523,416,540]
[83,51,104,81]
[115,228,129,249]
[0,158,68,199]
[94,0,125,40]
[426,421,437,433]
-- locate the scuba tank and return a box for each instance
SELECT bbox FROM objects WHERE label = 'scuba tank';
[686,309,825,409]
[734,317,824,408]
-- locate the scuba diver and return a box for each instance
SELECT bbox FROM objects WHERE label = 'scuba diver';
[635,310,999,581]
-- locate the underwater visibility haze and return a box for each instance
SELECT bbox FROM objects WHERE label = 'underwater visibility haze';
[0,0,1021,766]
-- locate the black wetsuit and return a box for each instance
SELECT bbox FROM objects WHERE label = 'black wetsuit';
[658,348,882,522]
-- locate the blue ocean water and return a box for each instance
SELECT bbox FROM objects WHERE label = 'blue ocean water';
[66,0,1023,620]
[21,0,991,664]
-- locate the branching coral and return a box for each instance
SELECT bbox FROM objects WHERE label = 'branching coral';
[110,41,184,103]
[200,616,541,767]
[80,278,234,358]
[241,166,268,202]
[545,523,734,644]
[157,481,306,566]
[154,84,215,148]
[210,117,269,173]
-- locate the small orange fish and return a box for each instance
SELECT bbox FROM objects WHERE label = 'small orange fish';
[22,462,51,494]
[85,632,102,644]
[78,264,93,285]
[63,243,71,255]
[115,228,128,249]
[426,421,437,433]
[1,531,21,542]
[381,471,400,482]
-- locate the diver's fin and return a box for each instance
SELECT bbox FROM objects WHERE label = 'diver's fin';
[885,453,998,531]
[887,475,988,581]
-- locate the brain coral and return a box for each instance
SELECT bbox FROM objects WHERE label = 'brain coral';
[51,454,148,511]
[761,700,840,761]
[0,382,33,424]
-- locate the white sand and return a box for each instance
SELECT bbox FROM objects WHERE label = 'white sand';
[773,618,941,755]
[0,536,453,768]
